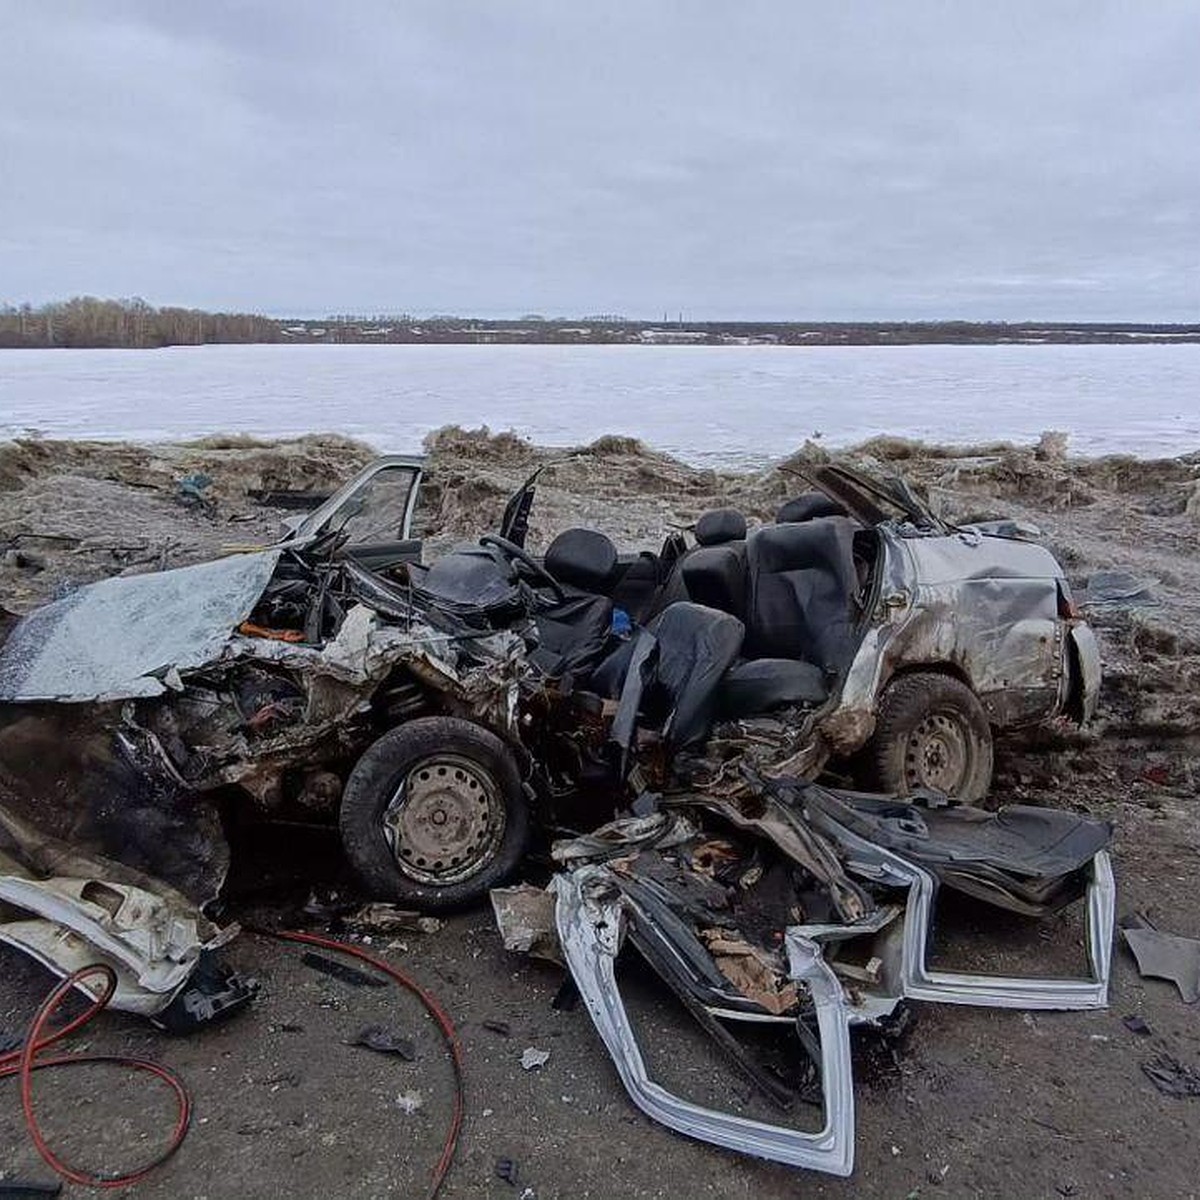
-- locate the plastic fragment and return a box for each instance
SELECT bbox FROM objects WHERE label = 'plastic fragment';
[348,1024,417,1060]
[520,1046,550,1071]
[301,950,386,988]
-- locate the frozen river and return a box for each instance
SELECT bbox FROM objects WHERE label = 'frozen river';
[1,342,1197,467]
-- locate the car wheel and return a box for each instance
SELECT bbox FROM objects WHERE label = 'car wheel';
[868,672,993,802]
[339,716,530,911]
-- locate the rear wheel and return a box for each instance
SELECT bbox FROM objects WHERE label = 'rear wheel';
[867,672,993,801]
[339,717,529,911]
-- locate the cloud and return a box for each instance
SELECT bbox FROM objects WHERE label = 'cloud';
[1,0,1197,318]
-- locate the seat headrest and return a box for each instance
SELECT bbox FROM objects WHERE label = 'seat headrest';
[544,528,618,592]
[694,508,747,546]
[776,492,847,523]
[750,518,855,573]
[681,544,746,617]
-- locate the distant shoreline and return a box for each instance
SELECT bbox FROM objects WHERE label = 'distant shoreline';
[2,298,1199,349]
[6,332,1200,349]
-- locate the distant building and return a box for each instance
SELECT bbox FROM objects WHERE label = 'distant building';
[638,329,708,344]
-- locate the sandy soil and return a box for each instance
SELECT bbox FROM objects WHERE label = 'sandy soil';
[1,428,1199,1199]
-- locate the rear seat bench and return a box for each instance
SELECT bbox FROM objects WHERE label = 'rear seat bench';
[682,516,863,718]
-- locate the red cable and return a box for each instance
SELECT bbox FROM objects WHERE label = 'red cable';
[0,963,192,1188]
[257,929,466,1200]
[3,935,464,1198]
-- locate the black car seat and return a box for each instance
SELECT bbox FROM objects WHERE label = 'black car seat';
[531,528,619,676]
[719,516,861,719]
[647,509,747,620]
[694,508,747,546]
[681,543,746,619]
[743,517,860,664]
[641,602,745,747]
[776,492,848,523]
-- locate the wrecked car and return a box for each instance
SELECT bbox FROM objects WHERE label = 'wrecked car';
[0,452,1100,931]
[0,447,1117,1177]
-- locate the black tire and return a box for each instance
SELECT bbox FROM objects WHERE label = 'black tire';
[339,716,530,911]
[867,671,994,802]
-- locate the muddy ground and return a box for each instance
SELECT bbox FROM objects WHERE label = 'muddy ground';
[1,428,1198,1199]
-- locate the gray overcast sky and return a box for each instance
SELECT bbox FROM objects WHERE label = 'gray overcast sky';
[1,1,1197,320]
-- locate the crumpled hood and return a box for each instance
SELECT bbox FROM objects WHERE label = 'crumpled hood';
[0,549,281,702]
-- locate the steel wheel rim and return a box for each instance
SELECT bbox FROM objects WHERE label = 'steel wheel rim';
[383,753,506,885]
[904,709,972,793]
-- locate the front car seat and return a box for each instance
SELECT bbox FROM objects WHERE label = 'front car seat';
[531,528,619,676]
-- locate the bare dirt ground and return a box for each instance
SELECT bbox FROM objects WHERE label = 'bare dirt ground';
[1,428,1199,1199]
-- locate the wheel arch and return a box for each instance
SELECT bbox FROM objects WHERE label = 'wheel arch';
[881,659,976,700]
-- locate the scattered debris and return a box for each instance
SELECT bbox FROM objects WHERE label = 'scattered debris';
[348,1024,417,1060]
[300,951,386,988]
[490,884,562,964]
[0,1181,64,1198]
[520,1047,551,1071]
[494,1158,521,1187]
[300,890,357,925]
[1122,1015,1154,1037]
[1141,1053,1200,1099]
[264,928,465,1197]
[1079,569,1160,611]
[1121,916,1200,1003]
[482,1019,512,1037]
[176,471,215,511]
[346,903,443,936]
[259,1070,301,1090]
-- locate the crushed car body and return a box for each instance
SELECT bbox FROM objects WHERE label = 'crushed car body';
[0,443,1109,1130]
[548,780,1114,1176]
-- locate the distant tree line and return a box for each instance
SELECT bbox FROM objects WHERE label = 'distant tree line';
[0,297,281,348]
[1,297,1196,348]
